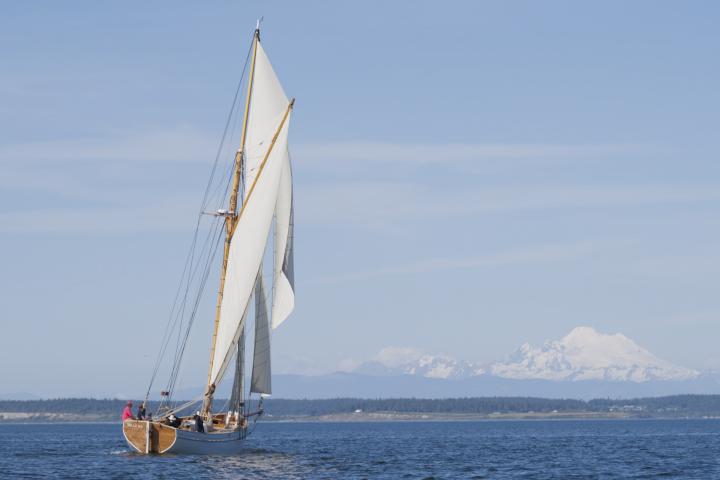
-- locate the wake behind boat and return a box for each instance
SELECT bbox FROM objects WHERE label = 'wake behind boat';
[123,22,295,455]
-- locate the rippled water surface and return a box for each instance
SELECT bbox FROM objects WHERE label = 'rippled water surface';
[2,420,720,479]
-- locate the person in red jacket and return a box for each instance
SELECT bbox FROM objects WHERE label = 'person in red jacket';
[122,401,134,422]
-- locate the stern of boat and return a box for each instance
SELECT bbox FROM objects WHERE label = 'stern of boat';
[123,420,177,454]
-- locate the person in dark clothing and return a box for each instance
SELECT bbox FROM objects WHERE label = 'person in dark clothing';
[193,412,205,433]
[136,403,146,420]
[167,414,182,428]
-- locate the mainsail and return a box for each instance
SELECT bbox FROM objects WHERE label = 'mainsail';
[207,33,294,388]
[247,41,295,330]
[244,41,290,195]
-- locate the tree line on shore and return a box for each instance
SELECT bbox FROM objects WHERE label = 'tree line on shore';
[3,395,720,418]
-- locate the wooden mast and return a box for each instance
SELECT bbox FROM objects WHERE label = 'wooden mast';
[202,28,260,416]
[201,96,295,417]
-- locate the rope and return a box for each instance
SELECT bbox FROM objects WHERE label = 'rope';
[165,222,224,404]
[164,395,204,417]
[144,32,255,404]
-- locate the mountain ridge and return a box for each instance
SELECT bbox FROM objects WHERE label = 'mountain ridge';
[352,326,699,383]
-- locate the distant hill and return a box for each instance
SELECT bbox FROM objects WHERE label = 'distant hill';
[5,395,720,422]
[268,372,720,400]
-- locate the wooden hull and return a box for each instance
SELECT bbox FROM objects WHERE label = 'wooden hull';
[169,428,245,454]
[123,420,246,455]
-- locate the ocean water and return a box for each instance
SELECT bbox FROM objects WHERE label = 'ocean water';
[1,419,720,479]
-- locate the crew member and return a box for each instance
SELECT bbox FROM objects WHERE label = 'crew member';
[136,402,146,420]
[193,411,205,433]
[167,414,182,428]
[122,401,134,422]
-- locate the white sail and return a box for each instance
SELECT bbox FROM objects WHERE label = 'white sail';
[272,154,295,329]
[210,118,291,386]
[244,40,289,194]
[250,274,271,394]
[208,37,292,386]
[228,325,246,410]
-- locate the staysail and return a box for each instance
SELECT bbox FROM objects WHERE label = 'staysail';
[228,325,246,411]
[272,154,295,329]
[250,274,271,394]
[208,34,293,387]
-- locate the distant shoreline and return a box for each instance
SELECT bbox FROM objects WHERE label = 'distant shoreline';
[4,411,720,424]
[5,395,720,424]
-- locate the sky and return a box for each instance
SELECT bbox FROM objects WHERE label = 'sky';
[2,1,720,397]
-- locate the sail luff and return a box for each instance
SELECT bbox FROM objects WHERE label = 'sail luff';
[237,29,261,164]
[204,31,260,407]
[243,40,290,195]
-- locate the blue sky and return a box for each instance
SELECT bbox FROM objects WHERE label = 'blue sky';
[2,1,720,397]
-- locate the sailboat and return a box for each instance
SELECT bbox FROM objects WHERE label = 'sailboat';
[123,22,295,455]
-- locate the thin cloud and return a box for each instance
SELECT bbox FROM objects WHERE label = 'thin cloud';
[0,197,199,233]
[1,132,700,234]
[0,127,218,164]
[314,241,599,284]
[1,132,647,167]
[295,142,649,166]
[299,181,720,227]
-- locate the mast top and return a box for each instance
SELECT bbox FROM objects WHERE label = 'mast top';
[255,17,263,38]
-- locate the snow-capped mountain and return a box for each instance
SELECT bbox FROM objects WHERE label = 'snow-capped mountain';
[354,327,699,383]
[355,355,484,379]
[490,326,699,382]
[353,346,485,379]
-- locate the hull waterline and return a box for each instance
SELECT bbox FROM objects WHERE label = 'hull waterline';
[123,420,246,455]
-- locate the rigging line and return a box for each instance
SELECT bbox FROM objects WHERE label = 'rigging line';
[165,222,224,398]
[164,143,237,404]
[165,222,225,403]
[169,154,235,380]
[199,35,255,214]
[218,397,230,414]
[164,395,203,417]
[145,33,255,400]
[171,70,247,365]
[166,58,246,392]
[171,215,224,361]
[162,220,224,409]
[146,215,206,400]
[207,148,239,219]
[165,153,233,401]
[152,213,222,405]
[172,193,227,343]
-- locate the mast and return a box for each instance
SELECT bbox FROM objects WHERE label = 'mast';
[202,26,260,417]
